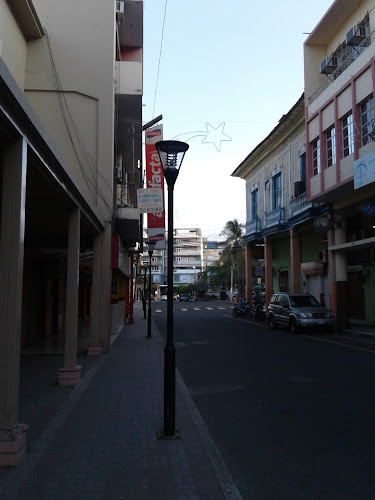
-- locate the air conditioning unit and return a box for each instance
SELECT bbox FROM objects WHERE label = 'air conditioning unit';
[114,165,122,182]
[320,56,338,75]
[116,1,125,22]
[346,25,366,46]
[294,181,306,197]
[318,249,328,263]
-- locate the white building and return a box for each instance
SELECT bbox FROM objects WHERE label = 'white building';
[141,228,207,290]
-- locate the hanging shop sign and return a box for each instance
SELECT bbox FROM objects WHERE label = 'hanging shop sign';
[137,188,163,213]
[301,262,324,276]
[354,151,375,189]
[145,125,165,249]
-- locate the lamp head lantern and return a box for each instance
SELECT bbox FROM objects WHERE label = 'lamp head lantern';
[155,140,189,185]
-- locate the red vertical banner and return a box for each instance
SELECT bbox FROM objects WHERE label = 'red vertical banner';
[145,125,165,249]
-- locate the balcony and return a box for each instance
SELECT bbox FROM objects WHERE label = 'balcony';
[290,192,313,217]
[265,207,285,228]
[116,60,142,96]
[115,207,140,248]
[246,217,261,235]
[308,29,374,104]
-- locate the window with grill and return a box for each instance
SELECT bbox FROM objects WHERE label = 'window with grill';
[250,188,259,221]
[271,172,282,210]
[326,126,336,167]
[342,113,354,157]
[312,138,320,176]
[360,96,374,146]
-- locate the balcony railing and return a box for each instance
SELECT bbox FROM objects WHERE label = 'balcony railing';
[308,30,374,104]
[116,182,137,208]
[265,207,285,228]
[290,192,313,217]
[246,217,261,235]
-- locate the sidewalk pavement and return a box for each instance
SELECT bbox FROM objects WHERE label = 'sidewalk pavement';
[0,301,241,500]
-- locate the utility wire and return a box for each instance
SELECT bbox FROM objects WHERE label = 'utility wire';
[45,30,112,222]
[151,0,168,119]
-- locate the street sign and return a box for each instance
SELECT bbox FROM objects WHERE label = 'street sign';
[137,188,163,213]
[354,151,375,189]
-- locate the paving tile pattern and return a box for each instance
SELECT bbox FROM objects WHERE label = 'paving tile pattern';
[0,303,236,500]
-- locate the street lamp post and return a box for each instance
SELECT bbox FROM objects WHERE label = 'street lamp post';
[147,241,156,338]
[143,265,147,319]
[155,140,189,437]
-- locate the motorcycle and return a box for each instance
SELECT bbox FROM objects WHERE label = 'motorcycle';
[232,299,265,321]
[232,300,253,318]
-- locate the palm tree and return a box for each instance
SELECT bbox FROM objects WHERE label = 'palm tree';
[220,219,244,248]
[220,219,245,298]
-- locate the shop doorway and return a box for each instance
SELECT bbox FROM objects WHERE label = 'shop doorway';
[279,271,289,293]
[348,271,365,319]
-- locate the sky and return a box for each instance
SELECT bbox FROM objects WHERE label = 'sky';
[142,0,333,241]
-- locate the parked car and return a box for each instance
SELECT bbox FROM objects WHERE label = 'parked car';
[267,292,335,334]
[179,294,189,302]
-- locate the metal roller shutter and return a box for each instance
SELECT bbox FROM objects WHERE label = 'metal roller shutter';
[306,274,330,307]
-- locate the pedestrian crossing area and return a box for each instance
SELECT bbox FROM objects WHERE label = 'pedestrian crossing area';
[155,306,233,313]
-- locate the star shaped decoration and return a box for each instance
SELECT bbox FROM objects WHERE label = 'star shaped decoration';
[202,122,232,152]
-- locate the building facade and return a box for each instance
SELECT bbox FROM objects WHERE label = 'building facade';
[204,240,226,268]
[141,228,206,295]
[172,228,206,285]
[304,0,375,328]
[232,95,331,308]
[0,0,143,465]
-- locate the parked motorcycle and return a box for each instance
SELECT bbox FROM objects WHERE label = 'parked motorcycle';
[232,299,265,321]
[232,300,253,318]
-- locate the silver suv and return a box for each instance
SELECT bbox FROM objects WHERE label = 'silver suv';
[267,292,335,334]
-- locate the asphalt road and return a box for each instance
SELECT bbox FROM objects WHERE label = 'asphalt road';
[153,300,375,499]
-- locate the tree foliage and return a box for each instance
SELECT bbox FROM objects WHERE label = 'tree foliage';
[197,219,246,297]
[220,219,245,248]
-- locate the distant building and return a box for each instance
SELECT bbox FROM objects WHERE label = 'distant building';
[141,228,207,292]
[204,241,226,267]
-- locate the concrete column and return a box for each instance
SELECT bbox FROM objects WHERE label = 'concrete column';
[99,224,112,353]
[327,229,336,314]
[245,244,253,301]
[335,220,347,281]
[264,236,273,306]
[0,138,28,465]
[87,233,102,355]
[118,277,125,327]
[289,228,301,293]
[59,207,81,385]
[333,217,350,330]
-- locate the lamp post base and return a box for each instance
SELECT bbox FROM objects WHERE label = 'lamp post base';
[163,343,176,436]
[156,429,181,440]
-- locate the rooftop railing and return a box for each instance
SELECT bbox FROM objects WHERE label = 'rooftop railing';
[308,30,374,105]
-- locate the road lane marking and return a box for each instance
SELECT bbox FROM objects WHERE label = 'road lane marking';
[225,315,269,328]
[332,334,375,345]
[303,334,375,354]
